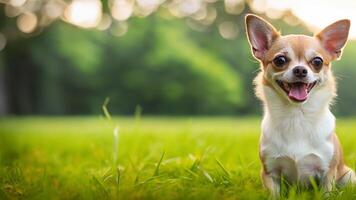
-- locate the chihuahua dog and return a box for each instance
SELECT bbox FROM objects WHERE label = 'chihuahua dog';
[245,14,355,195]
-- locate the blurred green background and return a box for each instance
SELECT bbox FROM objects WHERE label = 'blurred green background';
[1,0,356,116]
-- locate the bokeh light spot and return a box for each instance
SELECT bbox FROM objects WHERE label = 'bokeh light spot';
[10,0,27,7]
[136,0,161,16]
[65,0,102,28]
[200,6,216,25]
[218,21,239,40]
[225,0,245,15]
[111,0,133,21]
[5,5,21,17]
[111,22,128,37]
[45,1,64,19]
[97,14,112,31]
[17,12,38,33]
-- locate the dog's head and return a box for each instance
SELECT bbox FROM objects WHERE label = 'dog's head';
[245,14,350,104]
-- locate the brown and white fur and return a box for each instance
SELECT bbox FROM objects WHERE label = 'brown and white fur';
[245,14,356,195]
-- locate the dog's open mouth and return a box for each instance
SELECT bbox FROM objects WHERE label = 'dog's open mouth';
[276,80,317,102]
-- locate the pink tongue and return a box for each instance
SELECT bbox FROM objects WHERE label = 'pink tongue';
[288,83,308,101]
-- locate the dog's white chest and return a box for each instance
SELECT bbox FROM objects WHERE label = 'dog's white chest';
[260,109,335,182]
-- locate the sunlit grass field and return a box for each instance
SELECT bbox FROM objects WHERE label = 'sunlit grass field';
[1,117,356,199]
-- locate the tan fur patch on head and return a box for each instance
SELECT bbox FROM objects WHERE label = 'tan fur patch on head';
[262,35,332,72]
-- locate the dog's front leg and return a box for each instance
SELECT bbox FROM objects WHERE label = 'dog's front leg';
[261,170,280,197]
[321,169,336,192]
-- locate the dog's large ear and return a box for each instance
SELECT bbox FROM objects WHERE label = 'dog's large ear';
[316,19,350,60]
[245,14,280,60]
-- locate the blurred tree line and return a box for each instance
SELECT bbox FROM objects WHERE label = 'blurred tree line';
[0,1,356,116]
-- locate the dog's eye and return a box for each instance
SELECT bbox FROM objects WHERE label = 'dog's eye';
[273,56,288,67]
[311,57,323,69]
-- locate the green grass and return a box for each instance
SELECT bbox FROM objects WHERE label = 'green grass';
[1,117,356,199]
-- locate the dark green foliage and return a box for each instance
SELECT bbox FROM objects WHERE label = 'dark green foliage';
[1,10,356,115]
[9,17,244,115]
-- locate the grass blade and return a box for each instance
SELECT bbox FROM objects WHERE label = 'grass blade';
[200,167,214,183]
[92,175,109,199]
[102,97,112,122]
[215,158,230,177]
[112,126,120,166]
[154,151,165,176]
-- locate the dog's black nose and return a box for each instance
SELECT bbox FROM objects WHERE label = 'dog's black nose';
[293,66,308,78]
